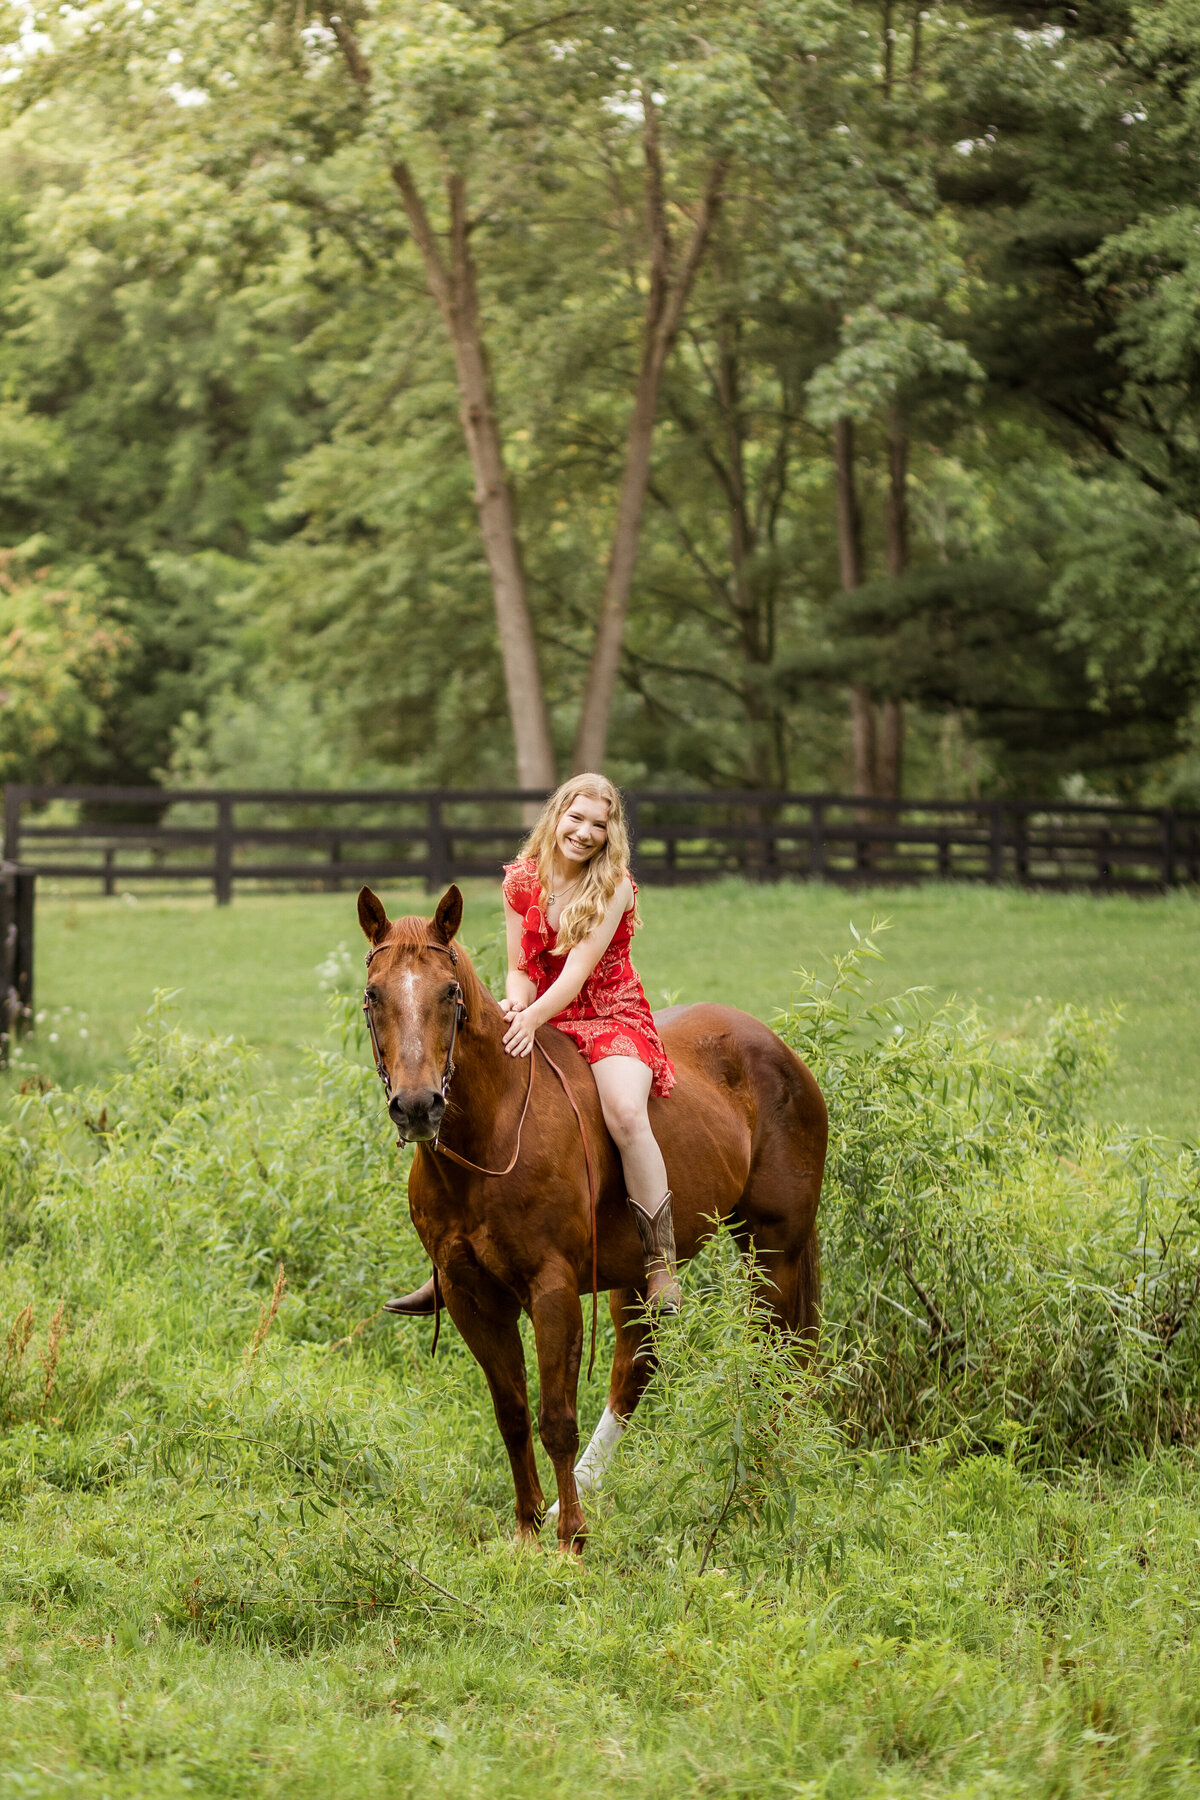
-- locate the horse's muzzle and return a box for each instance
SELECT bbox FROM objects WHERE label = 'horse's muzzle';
[388,1087,446,1141]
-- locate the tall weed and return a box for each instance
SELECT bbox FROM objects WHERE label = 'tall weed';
[777,929,1200,1463]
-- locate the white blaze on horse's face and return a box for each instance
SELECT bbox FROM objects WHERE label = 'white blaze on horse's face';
[398,966,423,1063]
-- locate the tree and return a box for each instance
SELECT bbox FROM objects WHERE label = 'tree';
[0,549,127,782]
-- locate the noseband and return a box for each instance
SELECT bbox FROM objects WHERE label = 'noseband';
[362,937,467,1146]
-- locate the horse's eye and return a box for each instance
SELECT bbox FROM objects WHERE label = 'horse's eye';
[445,984,459,1002]
[365,986,379,1004]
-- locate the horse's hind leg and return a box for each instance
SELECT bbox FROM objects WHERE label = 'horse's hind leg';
[439,1277,544,1540]
[607,1285,658,1416]
[735,1142,823,1352]
[742,1220,821,1353]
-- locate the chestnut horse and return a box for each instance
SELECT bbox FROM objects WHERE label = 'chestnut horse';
[358,883,826,1552]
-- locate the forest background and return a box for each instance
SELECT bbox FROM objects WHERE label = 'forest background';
[2,0,1200,804]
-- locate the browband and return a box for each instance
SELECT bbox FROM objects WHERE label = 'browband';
[365,937,458,969]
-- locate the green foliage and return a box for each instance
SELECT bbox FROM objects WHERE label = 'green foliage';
[2,2,1200,790]
[0,546,128,780]
[778,927,1200,1464]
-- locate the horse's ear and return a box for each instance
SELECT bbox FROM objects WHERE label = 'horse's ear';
[357,886,390,945]
[432,884,463,945]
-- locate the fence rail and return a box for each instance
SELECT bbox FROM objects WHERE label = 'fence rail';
[4,784,1199,902]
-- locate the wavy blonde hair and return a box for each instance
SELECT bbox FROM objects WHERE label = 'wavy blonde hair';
[521,773,639,951]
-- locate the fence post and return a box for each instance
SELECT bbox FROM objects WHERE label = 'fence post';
[987,802,1004,884]
[214,796,233,906]
[1162,808,1176,889]
[0,864,34,1069]
[427,795,449,894]
[809,799,826,880]
[1014,806,1030,885]
[3,787,20,865]
[15,867,32,1029]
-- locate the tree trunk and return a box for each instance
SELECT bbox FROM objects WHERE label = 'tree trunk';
[327,14,555,790]
[571,334,670,775]
[572,101,727,772]
[444,176,555,788]
[877,416,908,799]
[833,417,876,800]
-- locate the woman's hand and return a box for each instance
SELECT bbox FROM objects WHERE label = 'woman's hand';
[503,964,537,1019]
[502,1005,540,1058]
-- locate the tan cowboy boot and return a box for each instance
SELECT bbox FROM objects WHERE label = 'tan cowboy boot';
[383,1272,437,1316]
[628,1191,682,1316]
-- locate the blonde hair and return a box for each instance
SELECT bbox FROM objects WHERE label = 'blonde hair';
[521,773,639,951]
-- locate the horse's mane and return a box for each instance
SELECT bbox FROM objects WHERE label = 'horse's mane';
[377,915,496,1030]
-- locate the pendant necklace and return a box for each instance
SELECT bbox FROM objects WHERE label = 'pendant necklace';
[548,872,583,909]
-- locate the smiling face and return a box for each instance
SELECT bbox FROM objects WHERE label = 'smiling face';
[553,792,610,873]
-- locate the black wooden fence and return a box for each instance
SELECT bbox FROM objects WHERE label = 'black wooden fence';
[0,862,34,1068]
[5,784,1199,902]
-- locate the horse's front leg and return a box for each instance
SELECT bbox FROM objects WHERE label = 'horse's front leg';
[529,1276,586,1553]
[439,1274,545,1540]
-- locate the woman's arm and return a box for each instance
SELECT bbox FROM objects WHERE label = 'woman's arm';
[501,899,537,1017]
[502,879,632,1057]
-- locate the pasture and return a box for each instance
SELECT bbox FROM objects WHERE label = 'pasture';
[1,881,1200,1796]
[15,880,1200,1135]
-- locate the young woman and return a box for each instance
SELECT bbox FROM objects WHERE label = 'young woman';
[385,773,680,1319]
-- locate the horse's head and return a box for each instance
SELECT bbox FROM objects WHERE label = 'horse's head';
[357,883,473,1142]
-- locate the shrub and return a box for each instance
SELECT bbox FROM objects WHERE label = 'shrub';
[776,929,1200,1465]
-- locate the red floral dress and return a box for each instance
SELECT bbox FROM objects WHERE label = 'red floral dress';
[502,857,675,1097]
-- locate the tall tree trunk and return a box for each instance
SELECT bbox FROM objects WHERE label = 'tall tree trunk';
[877,415,908,799]
[327,14,555,790]
[833,417,875,799]
[572,98,727,772]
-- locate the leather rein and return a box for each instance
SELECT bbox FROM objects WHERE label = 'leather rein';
[363,937,600,1377]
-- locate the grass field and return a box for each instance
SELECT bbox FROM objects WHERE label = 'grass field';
[13,879,1200,1136]
[2,879,1200,1797]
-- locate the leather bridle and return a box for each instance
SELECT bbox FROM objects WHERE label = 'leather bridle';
[362,936,467,1142]
[362,934,600,1378]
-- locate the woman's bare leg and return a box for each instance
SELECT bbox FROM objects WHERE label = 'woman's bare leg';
[590,1056,665,1207]
[591,1056,679,1313]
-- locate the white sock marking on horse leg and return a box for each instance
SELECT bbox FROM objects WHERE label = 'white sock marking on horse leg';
[545,1406,628,1523]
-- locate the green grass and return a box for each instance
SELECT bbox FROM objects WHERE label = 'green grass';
[14,880,1200,1136]
[2,900,1200,1797]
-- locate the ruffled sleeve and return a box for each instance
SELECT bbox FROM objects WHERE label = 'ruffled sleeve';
[503,858,547,974]
[502,857,536,914]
